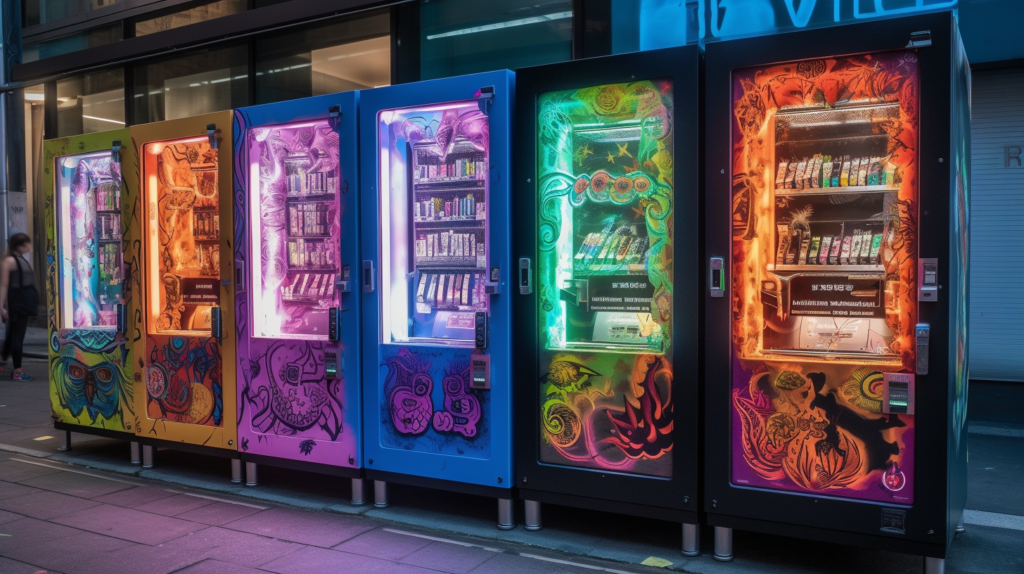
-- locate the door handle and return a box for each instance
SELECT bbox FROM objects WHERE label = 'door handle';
[710,257,725,298]
[518,257,532,295]
[362,260,375,293]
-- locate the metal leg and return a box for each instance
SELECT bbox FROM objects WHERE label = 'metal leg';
[497,498,515,530]
[57,430,71,451]
[231,459,243,484]
[373,480,389,508]
[956,516,966,534]
[142,445,155,468]
[350,478,367,506]
[130,441,141,465]
[924,556,945,574]
[524,500,542,531]
[713,527,734,562]
[245,462,258,487]
[682,523,700,557]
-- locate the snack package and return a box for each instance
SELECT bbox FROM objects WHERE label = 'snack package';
[808,236,822,264]
[811,154,824,188]
[797,236,811,265]
[839,235,853,265]
[800,158,814,189]
[776,160,790,190]
[784,231,798,265]
[849,231,863,265]
[868,158,882,186]
[869,234,883,264]
[818,236,832,265]
[821,156,833,188]
[831,157,842,187]
[859,231,873,261]
[785,161,799,189]
[794,160,808,190]
[883,162,897,187]
[857,157,870,186]
[840,156,852,187]
[848,157,861,186]
[776,224,792,265]
[828,233,843,265]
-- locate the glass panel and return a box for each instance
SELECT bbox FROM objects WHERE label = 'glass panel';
[134,0,247,37]
[143,137,220,335]
[421,0,572,80]
[254,12,390,105]
[56,69,125,137]
[730,52,919,504]
[132,45,248,124]
[378,101,490,346]
[55,151,123,330]
[23,23,123,63]
[248,119,341,339]
[23,0,125,27]
[538,80,673,354]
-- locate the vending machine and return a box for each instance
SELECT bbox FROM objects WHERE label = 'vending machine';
[126,112,239,474]
[360,71,515,526]
[45,129,140,457]
[511,47,702,552]
[704,13,969,571]
[233,92,363,497]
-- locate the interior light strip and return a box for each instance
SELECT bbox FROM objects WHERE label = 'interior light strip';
[426,11,572,40]
[82,114,125,125]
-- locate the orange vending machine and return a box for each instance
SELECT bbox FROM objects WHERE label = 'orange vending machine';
[125,112,239,476]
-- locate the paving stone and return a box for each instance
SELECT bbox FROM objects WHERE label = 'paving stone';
[0,509,24,525]
[173,559,266,574]
[400,541,500,574]
[93,485,181,508]
[466,553,598,574]
[51,503,206,545]
[259,546,437,574]
[0,459,63,482]
[20,469,136,498]
[0,555,55,574]
[222,506,374,547]
[0,517,135,573]
[133,493,217,516]
[332,527,433,561]
[0,479,40,500]
[0,489,102,519]
[174,501,264,526]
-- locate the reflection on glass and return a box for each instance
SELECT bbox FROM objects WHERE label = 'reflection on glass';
[56,69,125,137]
[56,152,123,330]
[249,120,341,339]
[538,80,673,354]
[132,46,249,123]
[144,138,220,335]
[378,102,490,345]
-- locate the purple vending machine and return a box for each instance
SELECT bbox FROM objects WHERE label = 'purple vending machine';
[233,92,363,498]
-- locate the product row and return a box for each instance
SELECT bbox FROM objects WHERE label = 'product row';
[192,211,220,241]
[287,169,337,195]
[95,184,121,211]
[288,203,333,237]
[414,230,484,263]
[282,272,337,304]
[414,195,484,221]
[287,237,336,269]
[413,157,486,182]
[96,214,122,241]
[574,224,650,273]
[414,271,486,311]
[777,226,883,266]
[776,154,899,190]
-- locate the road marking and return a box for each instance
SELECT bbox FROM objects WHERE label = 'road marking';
[519,553,642,574]
[9,457,139,485]
[33,436,54,441]
[181,492,267,509]
[963,509,1024,532]
[383,528,502,552]
[968,425,1024,438]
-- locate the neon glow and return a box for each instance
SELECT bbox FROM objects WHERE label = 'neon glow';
[377,101,490,346]
[535,80,675,478]
[729,52,919,504]
[56,151,122,330]
[247,119,342,339]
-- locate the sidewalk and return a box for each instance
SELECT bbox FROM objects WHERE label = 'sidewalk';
[1,357,1022,574]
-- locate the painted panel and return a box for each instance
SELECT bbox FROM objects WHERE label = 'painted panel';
[729,52,919,503]
[44,130,134,432]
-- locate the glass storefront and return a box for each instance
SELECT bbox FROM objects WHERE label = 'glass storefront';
[132,45,249,123]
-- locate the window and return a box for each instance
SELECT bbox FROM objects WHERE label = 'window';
[24,0,124,28]
[420,0,572,80]
[132,45,248,124]
[23,24,123,63]
[56,69,125,137]
[134,0,247,37]
[254,11,390,105]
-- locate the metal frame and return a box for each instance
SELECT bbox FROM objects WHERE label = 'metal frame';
[511,46,702,527]
[703,11,966,561]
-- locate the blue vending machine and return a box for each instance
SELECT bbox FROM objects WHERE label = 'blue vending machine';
[233,92,364,498]
[359,70,515,527]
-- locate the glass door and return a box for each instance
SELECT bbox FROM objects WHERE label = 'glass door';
[143,138,220,335]
[56,151,123,330]
[378,101,490,346]
[247,120,341,339]
[729,52,919,503]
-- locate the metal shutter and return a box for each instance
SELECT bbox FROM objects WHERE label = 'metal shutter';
[970,67,1024,382]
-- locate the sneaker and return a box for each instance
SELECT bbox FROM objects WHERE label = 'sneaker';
[11,370,32,381]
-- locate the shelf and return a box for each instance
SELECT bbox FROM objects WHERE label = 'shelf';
[97,238,122,244]
[776,185,896,197]
[286,193,335,202]
[97,209,121,214]
[414,179,485,190]
[776,133,891,145]
[414,218,484,227]
[193,206,218,212]
[287,235,331,240]
[288,267,337,273]
[572,265,648,277]
[770,264,884,273]
[416,256,479,267]
[282,298,332,307]
[195,238,219,243]
[415,264,485,272]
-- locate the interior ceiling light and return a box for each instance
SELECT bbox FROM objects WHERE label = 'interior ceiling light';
[426,11,572,40]
[82,114,125,125]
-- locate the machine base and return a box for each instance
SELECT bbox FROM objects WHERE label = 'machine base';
[682,523,700,557]
[713,527,733,562]
[365,470,514,529]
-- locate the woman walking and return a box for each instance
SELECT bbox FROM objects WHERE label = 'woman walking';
[0,233,39,381]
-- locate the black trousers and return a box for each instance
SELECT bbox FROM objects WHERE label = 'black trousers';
[1,312,29,369]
